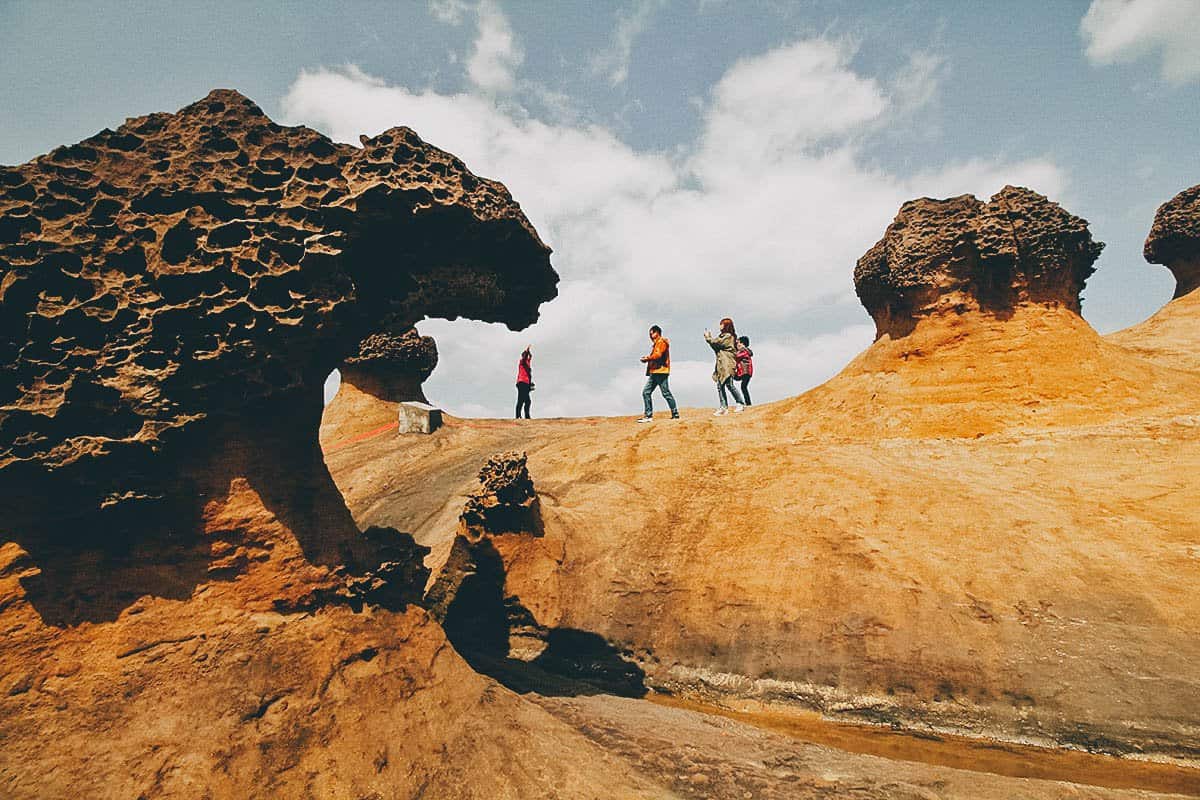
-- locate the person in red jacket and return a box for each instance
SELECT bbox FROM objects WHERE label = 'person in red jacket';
[515,346,533,419]
[637,325,678,423]
[734,335,754,406]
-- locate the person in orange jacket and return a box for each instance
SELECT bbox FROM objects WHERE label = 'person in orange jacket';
[637,325,679,423]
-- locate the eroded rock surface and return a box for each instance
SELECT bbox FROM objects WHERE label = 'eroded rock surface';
[343,327,439,402]
[0,92,686,800]
[855,186,1104,339]
[327,188,1200,769]
[0,88,557,621]
[1107,183,1200,373]
[1144,183,1200,299]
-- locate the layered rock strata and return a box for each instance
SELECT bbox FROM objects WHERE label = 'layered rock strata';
[855,186,1104,339]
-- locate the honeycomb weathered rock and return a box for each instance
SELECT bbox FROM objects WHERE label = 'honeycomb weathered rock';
[0,89,557,619]
[854,186,1103,339]
[1143,183,1200,298]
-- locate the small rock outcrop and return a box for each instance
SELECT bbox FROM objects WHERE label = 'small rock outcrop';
[855,186,1104,339]
[459,450,542,537]
[427,452,549,662]
[0,89,557,621]
[1144,183,1200,298]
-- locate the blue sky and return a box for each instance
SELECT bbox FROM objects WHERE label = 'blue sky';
[3,1,1198,416]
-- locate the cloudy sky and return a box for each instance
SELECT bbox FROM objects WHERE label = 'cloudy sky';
[3,1,1198,417]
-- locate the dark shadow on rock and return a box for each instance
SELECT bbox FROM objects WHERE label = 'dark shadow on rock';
[440,538,645,698]
[5,399,426,626]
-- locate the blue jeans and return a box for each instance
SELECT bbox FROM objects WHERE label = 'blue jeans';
[642,374,677,417]
[717,377,745,408]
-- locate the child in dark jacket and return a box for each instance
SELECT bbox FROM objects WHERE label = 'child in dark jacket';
[734,336,754,406]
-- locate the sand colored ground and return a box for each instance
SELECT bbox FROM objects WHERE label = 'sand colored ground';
[324,305,1200,770]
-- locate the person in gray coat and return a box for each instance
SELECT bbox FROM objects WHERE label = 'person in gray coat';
[704,317,745,416]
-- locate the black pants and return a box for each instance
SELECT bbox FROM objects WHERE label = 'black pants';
[739,375,752,406]
[515,382,531,419]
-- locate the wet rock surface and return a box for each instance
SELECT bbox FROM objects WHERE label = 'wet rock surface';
[854,186,1104,339]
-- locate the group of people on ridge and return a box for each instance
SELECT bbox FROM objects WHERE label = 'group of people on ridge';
[637,317,753,423]
[513,318,754,422]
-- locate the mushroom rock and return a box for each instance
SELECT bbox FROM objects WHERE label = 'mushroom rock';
[0,88,557,621]
[321,326,439,444]
[1106,183,1200,372]
[344,327,439,402]
[854,186,1103,340]
[780,186,1196,437]
[1144,183,1200,299]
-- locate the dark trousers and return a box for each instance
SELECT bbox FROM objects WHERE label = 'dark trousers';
[642,373,678,417]
[515,382,531,419]
[739,375,752,405]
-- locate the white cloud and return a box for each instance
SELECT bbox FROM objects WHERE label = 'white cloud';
[696,39,889,177]
[591,0,666,87]
[1081,0,1200,84]
[889,50,946,118]
[430,0,524,92]
[290,37,1069,418]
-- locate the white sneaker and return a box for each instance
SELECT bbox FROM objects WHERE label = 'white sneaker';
[636,416,654,424]
[713,408,726,416]
[733,404,745,413]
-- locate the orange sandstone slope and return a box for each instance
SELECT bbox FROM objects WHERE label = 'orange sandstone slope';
[0,91,670,800]
[326,187,1200,764]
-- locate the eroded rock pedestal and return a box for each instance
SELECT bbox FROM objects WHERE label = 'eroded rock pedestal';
[322,326,442,444]
[854,185,1103,340]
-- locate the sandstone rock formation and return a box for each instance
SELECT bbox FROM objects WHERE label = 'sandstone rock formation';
[326,188,1200,771]
[855,186,1103,340]
[426,451,566,669]
[0,88,557,621]
[0,92,686,800]
[1108,183,1200,373]
[1143,182,1200,299]
[344,327,439,402]
[321,326,440,445]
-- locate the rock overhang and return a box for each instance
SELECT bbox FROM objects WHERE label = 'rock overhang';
[0,88,557,534]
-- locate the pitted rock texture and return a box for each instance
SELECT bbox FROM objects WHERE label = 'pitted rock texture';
[1143,183,1200,298]
[855,186,1103,339]
[341,326,438,403]
[463,450,539,526]
[426,450,566,674]
[0,88,556,569]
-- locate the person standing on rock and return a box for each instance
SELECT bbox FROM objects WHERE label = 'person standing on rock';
[637,325,679,423]
[515,346,533,419]
[704,318,745,416]
[735,335,754,406]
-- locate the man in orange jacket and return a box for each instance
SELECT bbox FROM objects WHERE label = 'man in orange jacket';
[638,325,679,423]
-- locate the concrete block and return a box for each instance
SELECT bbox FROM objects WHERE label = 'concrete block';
[398,401,443,434]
